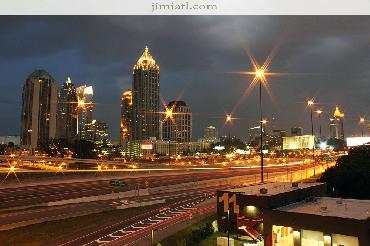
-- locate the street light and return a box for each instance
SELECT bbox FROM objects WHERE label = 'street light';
[233,49,283,183]
[163,107,174,165]
[316,109,323,139]
[360,116,366,137]
[227,209,230,246]
[257,69,265,183]
[307,99,315,175]
[225,114,233,139]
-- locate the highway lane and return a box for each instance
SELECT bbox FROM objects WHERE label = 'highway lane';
[0,162,326,210]
[58,195,215,246]
[51,185,223,246]
[0,185,226,232]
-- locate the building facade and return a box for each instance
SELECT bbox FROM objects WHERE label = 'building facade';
[76,85,94,140]
[283,135,315,150]
[291,127,303,136]
[120,89,133,145]
[329,106,345,140]
[85,120,109,147]
[124,140,211,159]
[217,182,370,246]
[132,46,160,140]
[203,125,218,143]
[57,77,78,142]
[0,136,20,146]
[20,69,58,149]
[162,101,192,142]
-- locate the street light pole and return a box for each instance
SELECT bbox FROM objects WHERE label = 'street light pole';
[360,116,365,137]
[308,100,315,176]
[260,80,264,183]
[151,228,158,246]
[316,110,322,139]
[227,209,230,246]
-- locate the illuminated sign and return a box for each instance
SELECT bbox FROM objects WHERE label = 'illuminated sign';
[346,137,370,147]
[218,193,239,214]
[141,144,153,150]
[236,149,247,154]
[283,135,315,150]
[214,145,225,151]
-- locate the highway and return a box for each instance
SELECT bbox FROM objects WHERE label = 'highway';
[52,186,220,246]
[0,161,324,210]
[0,159,334,246]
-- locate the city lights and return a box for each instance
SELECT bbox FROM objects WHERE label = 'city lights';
[226,114,232,123]
[1,164,20,184]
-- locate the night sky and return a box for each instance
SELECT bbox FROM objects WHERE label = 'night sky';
[0,16,369,141]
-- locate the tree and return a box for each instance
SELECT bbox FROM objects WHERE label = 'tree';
[319,145,370,199]
[73,140,97,159]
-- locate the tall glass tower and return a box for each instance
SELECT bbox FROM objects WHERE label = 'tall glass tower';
[20,69,58,149]
[57,77,78,142]
[132,46,160,140]
[120,89,133,145]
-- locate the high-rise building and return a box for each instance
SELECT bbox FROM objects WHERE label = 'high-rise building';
[20,69,58,149]
[162,101,192,142]
[57,77,78,142]
[120,89,133,145]
[76,85,94,140]
[86,120,109,147]
[248,126,261,146]
[291,127,303,136]
[132,46,160,140]
[203,125,218,143]
[329,118,337,139]
[330,106,345,140]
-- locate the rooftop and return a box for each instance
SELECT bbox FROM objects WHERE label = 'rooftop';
[225,182,323,197]
[27,69,55,80]
[133,46,159,70]
[277,197,370,220]
[168,100,187,107]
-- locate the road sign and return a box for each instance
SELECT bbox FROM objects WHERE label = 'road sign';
[110,180,128,187]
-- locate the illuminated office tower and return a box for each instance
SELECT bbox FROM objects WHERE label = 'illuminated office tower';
[57,77,78,142]
[120,89,133,145]
[132,46,160,140]
[203,126,218,143]
[87,120,109,147]
[162,101,192,142]
[20,69,58,149]
[76,85,94,140]
[330,106,344,140]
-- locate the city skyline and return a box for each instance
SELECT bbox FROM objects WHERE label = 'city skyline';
[1,16,370,141]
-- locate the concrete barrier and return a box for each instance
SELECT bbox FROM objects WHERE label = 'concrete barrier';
[47,188,149,206]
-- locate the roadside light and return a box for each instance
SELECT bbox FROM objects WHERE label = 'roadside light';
[226,114,232,123]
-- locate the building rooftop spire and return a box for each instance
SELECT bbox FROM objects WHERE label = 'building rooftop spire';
[334,106,342,118]
[66,76,72,84]
[133,46,159,71]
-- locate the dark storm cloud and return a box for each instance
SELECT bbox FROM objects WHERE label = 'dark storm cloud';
[0,16,369,140]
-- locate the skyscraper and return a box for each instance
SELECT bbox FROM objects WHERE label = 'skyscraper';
[132,46,160,140]
[203,125,218,143]
[57,77,78,142]
[20,69,58,149]
[330,106,345,140]
[120,89,133,145]
[76,85,94,140]
[162,101,192,142]
[86,120,109,147]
